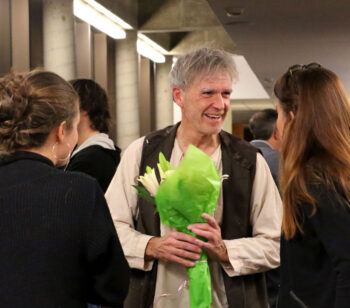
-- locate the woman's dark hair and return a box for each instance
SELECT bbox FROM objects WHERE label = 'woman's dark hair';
[0,70,78,155]
[274,65,350,239]
[70,79,110,133]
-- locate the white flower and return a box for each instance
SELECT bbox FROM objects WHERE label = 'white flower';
[157,163,175,181]
[135,153,174,198]
[137,167,159,197]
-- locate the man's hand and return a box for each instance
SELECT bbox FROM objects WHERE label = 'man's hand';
[145,231,202,267]
[187,213,229,263]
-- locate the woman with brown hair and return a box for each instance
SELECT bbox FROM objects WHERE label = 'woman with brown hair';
[275,64,350,308]
[0,70,129,307]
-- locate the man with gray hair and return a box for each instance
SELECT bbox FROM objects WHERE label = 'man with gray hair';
[249,109,281,185]
[249,109,281,308]
[106,47,282,308]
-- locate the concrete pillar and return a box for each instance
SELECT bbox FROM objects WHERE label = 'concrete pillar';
[75,21,91,79]
[43,0,75,80]
[116,31,139,150]
[107,37,117,142]
[11,0,30,72]
[155,56,173,129]
[94,33,107,90]
[29,0,44,69]
[0,0,11,76]
[138,56,155,136]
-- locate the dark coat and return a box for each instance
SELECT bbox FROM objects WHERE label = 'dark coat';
[125,124,267,308]
[250,140,281,308]
[0,151,129,308]
[279,183,350,308]
[250,140,280,186]
[66,145,121,193]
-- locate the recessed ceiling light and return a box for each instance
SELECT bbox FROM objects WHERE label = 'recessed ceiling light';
[225,7,245,17]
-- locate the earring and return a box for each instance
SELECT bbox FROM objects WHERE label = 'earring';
[52,141,72,165]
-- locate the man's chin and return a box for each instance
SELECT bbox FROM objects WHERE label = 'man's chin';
[202,125,223,136]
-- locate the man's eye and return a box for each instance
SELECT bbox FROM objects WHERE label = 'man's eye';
[203,91,213,95]
[222,92,231,97]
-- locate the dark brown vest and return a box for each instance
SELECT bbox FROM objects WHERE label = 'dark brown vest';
[125,123,267,308]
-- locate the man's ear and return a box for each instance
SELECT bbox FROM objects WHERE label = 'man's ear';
[173,86,184,108]
[56,121,67,143]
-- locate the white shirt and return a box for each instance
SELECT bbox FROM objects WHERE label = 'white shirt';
[106,136,282,308]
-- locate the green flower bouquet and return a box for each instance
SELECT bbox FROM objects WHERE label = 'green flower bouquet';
[134,144,221,308]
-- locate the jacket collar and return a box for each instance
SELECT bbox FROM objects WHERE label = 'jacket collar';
[0,151,54,167]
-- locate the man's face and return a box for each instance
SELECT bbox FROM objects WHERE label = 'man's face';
[174,71,232,136]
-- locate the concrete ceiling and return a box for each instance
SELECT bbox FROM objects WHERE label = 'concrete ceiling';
[207,0,350,95]
[106,0,350,119]
[137,0,236,53]
[132,0,350,95]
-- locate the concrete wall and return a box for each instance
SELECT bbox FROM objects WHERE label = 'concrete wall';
[116,31,140,150]
[43,0,75,80]
[155,56,173,129]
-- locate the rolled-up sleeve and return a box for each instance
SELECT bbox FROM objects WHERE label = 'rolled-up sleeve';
[222,153,283,276]
[105,137,154,271]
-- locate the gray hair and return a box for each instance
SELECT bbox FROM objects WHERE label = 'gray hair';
[169,47,237,89]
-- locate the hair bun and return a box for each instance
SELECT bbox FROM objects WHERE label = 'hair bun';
[0,73,32,154]
[0,74,30,118]
[0,70,78,155]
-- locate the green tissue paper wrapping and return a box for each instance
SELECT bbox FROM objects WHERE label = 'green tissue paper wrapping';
[155,144,221,308]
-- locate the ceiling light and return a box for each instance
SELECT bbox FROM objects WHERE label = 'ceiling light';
[137,34,167,63]
[73,0,127,39]
[225,7,245,17]
[138,33,168,55]
[84,0,133,30]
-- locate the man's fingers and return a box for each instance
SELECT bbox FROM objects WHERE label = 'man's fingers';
[173,239,202,253]
[172,231,199,243]
[172,247,201,261]
[189,227,216,242]
[168,232,202,252]
[166,254,195,267]
[201,213,220,229]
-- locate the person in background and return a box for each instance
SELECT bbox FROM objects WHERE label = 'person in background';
[249,108,281,308]
[0,70,129,307]
[275,63,350,307]
[66,79,121,193]
[106,47,282,308]
[249,108,280,186]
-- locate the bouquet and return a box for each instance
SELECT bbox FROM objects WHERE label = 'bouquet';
[134,144,221,308]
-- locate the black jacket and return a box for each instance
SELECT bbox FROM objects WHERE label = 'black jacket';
[279,183,350,308]
[66,145,121,192]
[0,151,129,307]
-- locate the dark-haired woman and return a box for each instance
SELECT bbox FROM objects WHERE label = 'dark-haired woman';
[0,70,129,307]
[275,64,350,308]
[66,79,121,193]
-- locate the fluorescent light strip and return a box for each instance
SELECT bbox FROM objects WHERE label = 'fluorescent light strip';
[84,0,133,30]
[137,40,166,63]
[138,33,168,55]
[74,0,126,39]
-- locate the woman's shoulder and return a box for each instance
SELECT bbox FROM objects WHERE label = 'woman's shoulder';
[55,167,101,193]
[307,181,346,201]
[306,181,350,218]
[71,145,118,162]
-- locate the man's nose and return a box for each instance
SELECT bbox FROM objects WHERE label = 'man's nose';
[213,94,226,109]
